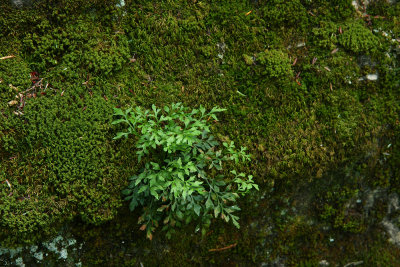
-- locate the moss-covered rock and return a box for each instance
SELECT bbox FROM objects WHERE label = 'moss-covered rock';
[0,0,400,265]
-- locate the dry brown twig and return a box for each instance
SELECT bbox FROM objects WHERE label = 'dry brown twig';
[21,78,43,94]
[208,243,237,252]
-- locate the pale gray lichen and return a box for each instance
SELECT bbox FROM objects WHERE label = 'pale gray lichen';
[33,251,44,261]
[59,248,68,260]
[29,245,38,253]
[15,257,25,267]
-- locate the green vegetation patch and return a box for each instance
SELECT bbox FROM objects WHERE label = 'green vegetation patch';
[0,0,399,265]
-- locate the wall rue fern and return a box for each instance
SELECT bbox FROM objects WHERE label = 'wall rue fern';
[113,103,258,239]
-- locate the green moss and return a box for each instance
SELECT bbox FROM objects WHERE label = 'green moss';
[311,20,341,50]
[338,21,382,55]
[318,186,365,233]
[22,19,129,75]
[302,0,356,22]
[0,90,136,244]
[311,19,383,55]
[256,49,293,79]
[261,0,309,31]
[23,94,126,222]
[0,56,32,156]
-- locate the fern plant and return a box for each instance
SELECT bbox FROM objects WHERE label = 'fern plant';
[112,103,258,239]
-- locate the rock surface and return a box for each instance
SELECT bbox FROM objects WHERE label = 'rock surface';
[10,0,33,7]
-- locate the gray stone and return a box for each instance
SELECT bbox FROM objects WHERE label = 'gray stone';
[10,0,33,8]
[382,218,400,246]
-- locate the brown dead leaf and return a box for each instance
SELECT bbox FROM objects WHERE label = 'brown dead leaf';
[312,57,317,65]
[8,100,18,106]
[331,48,339,54]
[9,84,18,92]
[147,233,153,240]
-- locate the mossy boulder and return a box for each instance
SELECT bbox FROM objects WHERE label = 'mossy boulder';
[0,0,400,265]
[0,90,134,245]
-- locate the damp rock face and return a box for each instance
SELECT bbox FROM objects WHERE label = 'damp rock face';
[0,233,83,266]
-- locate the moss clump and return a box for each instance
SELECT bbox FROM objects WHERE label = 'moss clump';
[256,49,293,79]
[23,20,129,75]
[261,0,309,30]
[307,0,355,22]
[0,186,60,246]
[23,94,125,223]
[311,20,341,50]
[311,19,382,55]
[338,21,382,54]
[0,90,135,245]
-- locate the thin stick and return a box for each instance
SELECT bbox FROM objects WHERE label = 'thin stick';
[0,55,15,60]
[21,79,43,94]
[208,243,237,252]
[343,261,363,267]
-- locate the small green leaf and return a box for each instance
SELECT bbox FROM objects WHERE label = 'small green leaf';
[224,214,230,222]
[157,205,168,212]
[163,216,170,224]
[194,204,201,216]
[182,189,188,200]
[214,206,220,218]
[199,106,206,116]
[201,228,207,236]
[111,119,126,125]
[210,107,227,113]
[122,189,132,195]
[185,216,192,224]
[205,197,213,209]
[231,216,240,229]
[113,108,125,116]
[166,231,172,239]
[129,200,137,211]
[138,185,148,194]
[150,188,159,199]
[125,107,132,114]
[150,162,160,170]
[167,136,174,144]
[113,132,128,140]
[176,209,184,220]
